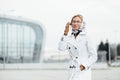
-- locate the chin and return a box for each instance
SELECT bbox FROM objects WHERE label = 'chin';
[73,28,78,30]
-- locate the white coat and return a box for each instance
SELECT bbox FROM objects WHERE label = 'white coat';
[58,30,97,80]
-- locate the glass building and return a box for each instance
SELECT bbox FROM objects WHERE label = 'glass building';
[0,15,45,66]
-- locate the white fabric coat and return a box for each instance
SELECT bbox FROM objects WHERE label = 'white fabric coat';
[58,30,97,80]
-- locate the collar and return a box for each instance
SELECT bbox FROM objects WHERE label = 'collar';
[71,29,86,35]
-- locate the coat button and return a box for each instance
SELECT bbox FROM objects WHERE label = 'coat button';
[69,47,71,49]
[76,57,78,59]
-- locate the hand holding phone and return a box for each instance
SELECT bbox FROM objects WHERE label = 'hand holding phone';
[64,22,71,35]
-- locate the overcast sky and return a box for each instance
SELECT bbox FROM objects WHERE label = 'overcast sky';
[0,0,120,50]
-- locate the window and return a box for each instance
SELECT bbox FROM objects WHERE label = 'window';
[0,16,44,63]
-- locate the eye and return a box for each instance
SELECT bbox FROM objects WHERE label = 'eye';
[73,20,81,23]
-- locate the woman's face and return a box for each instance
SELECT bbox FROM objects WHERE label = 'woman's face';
[71,16,82,30]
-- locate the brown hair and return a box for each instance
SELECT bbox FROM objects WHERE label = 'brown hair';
[70,14,83,25]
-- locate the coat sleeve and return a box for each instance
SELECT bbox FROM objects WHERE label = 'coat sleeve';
[82,36,97,70]
[58,35,69,51]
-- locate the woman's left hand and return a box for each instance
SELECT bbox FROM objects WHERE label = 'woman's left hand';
[80,64,85,71]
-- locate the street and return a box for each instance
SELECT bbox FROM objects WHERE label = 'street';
[0,67,120,80]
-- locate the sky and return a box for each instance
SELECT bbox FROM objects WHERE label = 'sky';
[0,0,120,50]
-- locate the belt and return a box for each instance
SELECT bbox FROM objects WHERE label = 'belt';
[69,65,76,68]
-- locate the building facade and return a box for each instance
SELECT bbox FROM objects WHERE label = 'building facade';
[0,15,45,69]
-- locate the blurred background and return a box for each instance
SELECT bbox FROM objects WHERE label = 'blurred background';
[0,0,120,80]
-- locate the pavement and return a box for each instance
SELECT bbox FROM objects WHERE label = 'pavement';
[0,63,120,80]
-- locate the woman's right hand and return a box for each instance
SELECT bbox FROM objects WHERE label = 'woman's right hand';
[64,22,71,35]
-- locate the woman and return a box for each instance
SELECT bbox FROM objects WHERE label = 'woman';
[58,14,97,80]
